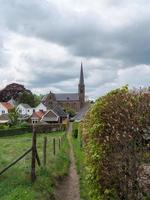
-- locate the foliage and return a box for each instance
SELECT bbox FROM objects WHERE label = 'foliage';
[19,121,28,128]
[0,124,9,130]
[72,122,79,138]
[82,86,150,200]
[8,107,20,126]
[16,92,44,107]
[33,94,43,107]
[64,107,76,118]
[72,127,91,200]
[0,127,32,137]
[17,92,35,107]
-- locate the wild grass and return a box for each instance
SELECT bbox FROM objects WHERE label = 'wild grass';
[0,132,70,200]
[72,122,90,200]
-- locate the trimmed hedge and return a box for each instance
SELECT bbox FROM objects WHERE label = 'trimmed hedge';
[82,86,150,200]
[0,124,67,137]
[0,127,32,137]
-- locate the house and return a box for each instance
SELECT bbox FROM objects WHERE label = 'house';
[0,102,14,115]
[41,106,68,124]
[0,114,10,124]
[35,103,47,112]
[16,103,33,116]
[8,97,16,106]
[30,111,46,124]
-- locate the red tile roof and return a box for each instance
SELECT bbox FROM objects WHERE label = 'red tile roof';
[32,111,46,119]
[0,102,14,110]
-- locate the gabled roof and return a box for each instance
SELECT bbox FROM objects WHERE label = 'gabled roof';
[41,106,67,121]
[42,110,59,122]
[73,102,91,122]
[52,106,67,117]
[31,111,46,119]
[42,92,79,103]
[19,103,31,109]
[0,102,14,110]
[55,93,79,101]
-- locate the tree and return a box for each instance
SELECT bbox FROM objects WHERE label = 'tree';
[33,94,43,107]
[17,91,35,107]
[8,108,19,126]
[64,107,76,118]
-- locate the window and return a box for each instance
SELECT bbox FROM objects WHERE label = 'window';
[2,110,5,114]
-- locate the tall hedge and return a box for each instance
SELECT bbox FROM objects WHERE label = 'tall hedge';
[82,86,150,200]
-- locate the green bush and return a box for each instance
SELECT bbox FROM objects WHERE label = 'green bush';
[72,122,79,138]
[0,127,32,137]
[0,124,9,130]
[82,86,150,200]
[73,129,78,138]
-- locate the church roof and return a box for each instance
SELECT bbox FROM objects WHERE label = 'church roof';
[52,106,67,117]
[73,102,91,122]
[55,93,79,101]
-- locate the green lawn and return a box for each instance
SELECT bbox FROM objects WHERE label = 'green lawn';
[0,132,70,200]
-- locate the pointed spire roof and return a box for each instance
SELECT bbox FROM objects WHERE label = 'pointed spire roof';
[79,62,84,85]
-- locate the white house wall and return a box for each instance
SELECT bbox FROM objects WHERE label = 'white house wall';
[17,105,33,116]
[35,103,47,112]
[0,104,8,115]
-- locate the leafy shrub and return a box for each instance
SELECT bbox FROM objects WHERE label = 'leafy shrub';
[0,127,32,137]
[72,122,79,138]
[82,86,150,200]
[73,129,78,138]
[19,121,28,128]
[0,124,9,129]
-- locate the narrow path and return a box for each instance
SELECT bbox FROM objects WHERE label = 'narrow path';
[54,123,80,200]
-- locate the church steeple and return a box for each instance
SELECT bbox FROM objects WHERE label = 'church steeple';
[79,62,84,85]
[78,62,85,108]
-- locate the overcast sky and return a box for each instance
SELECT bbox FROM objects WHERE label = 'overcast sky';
[0,0,150,99]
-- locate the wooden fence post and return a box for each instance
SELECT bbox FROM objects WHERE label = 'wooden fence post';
[53,138,56,155]
[36,149,41,167]
[43,137,47,166]
[59,138,61,150]
[31,125,36,182]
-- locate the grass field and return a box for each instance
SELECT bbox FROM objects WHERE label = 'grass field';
[0,131,70,200]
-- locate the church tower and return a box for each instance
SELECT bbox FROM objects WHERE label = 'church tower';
[78,62,85,108]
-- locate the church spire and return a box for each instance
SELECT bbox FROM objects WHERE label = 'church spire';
[79,62,84,85]
[78,62,85,108]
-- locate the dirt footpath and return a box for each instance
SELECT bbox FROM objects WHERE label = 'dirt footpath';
[54,124,80,200]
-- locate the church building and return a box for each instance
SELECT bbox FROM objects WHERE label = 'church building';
[42,63,85,112]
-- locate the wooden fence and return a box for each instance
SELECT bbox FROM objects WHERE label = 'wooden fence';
[0,125,66,182]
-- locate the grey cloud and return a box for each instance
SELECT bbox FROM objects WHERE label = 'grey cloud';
[1,0,150,66]
[0,0,149,98]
